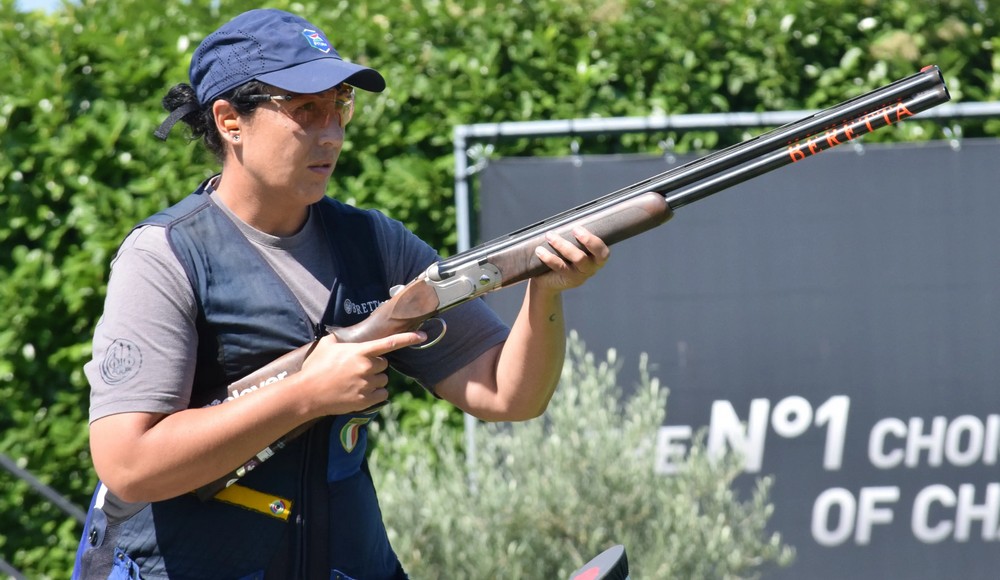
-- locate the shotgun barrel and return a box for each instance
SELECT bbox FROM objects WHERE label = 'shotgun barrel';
[432,65,949,283]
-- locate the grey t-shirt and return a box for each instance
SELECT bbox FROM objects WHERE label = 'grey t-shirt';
[86,192,509,422]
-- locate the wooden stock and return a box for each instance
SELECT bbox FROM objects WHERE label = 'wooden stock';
[195,281,441,499]
[328,277,442,343]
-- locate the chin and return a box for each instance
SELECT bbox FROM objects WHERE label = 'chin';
[299,177,332,200]
[303,187,330,204]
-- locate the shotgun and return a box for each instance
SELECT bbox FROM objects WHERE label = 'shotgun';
[198,65,950,499]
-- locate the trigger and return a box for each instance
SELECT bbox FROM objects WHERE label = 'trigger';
[412,317,447,350]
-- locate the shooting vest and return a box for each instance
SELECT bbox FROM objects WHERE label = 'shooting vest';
[74,182,403,579]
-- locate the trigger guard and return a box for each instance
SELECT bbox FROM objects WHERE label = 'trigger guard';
[412,318,447,350]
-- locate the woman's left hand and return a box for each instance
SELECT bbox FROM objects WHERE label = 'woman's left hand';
[532,226,610,292]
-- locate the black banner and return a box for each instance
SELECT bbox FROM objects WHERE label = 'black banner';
[478,139,1000,579]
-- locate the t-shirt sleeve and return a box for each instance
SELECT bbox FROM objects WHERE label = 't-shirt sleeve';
[85,226,199,422]
[367,211,511,389]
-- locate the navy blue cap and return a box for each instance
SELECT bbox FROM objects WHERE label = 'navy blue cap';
[189,9,386,105]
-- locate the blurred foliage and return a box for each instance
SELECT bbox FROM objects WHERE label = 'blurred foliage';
[1,0,998,576]
[370,332,794,577]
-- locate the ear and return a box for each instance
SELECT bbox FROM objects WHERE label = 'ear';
[212,100,241,138]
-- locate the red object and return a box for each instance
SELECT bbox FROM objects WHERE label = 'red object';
[571,567,601,580]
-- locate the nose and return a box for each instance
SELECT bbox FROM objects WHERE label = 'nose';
[317,116,345,147]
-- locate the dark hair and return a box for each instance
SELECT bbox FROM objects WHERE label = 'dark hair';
[160,80,268,161]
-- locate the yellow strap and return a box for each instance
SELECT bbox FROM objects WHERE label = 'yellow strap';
[212,483,293,522]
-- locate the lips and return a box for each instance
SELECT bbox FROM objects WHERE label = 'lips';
[307,161,334,174]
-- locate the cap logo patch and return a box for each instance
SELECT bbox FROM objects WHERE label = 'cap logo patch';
[302,29,331,53]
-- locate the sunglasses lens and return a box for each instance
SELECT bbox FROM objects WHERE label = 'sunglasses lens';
[264,84,356,128]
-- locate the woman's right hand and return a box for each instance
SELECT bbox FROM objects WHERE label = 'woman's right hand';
[299,330,427,415]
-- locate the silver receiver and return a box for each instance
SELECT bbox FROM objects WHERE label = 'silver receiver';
[425,261,503,309]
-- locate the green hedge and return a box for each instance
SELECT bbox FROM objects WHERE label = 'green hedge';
[370,333,794,577]
[2,0,998,576]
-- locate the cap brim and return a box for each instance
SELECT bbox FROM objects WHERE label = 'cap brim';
[257,58,386,94]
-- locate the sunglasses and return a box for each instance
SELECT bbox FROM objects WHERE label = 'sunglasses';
[240,84,356,128]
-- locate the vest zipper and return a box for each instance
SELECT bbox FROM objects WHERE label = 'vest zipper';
[297,427,312,577]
